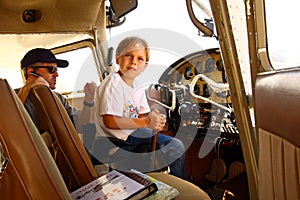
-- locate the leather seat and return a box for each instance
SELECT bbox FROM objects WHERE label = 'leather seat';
[19,85,211,199]
[19,85,98,192]
[255,69,300,200]
[0,79,70,200]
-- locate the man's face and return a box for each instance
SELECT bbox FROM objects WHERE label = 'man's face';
[29,62,58,89]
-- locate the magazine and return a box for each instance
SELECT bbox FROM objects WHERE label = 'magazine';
[130,170,180,200]
[70,170,158,200]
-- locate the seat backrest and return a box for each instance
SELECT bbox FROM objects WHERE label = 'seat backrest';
[255,69,300,200]
[0,79,71,200]
[19,85,97,192]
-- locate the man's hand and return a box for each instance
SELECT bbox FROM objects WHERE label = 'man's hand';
[84,82,96,102]
[34,76,50,87]
[26,76,50,87]
[19,76,49,103]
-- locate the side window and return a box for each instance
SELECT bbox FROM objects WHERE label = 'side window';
[55,47,101,98]
[265,0,300,69]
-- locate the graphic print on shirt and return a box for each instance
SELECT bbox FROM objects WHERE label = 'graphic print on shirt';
[124,99,139,118]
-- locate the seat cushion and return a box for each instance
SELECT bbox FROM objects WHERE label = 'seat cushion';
[147,172,211,200]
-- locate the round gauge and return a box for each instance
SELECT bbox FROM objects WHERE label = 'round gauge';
[184,65,193,80]
[205,58,215,73]
[195,61,203,74]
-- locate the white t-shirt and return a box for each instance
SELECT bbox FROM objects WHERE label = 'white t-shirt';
[95,72,150,140]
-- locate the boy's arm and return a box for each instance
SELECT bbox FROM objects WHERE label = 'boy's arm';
[103,110,166,131]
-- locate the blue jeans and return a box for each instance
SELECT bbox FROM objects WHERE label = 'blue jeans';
[125,128,186,179]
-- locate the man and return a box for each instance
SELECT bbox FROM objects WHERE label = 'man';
[17,48,96,133]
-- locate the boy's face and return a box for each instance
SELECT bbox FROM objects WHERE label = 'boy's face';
[116,43,148,82]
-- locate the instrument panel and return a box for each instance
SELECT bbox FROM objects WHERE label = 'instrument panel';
[159,48,230,104]
[157,48,238,141]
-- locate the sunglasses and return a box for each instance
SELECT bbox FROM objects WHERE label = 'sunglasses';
[31,66,58,74]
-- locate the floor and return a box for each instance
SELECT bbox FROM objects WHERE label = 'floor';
[206,172,249,200]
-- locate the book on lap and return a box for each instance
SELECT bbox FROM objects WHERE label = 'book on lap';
[70,170,158,200]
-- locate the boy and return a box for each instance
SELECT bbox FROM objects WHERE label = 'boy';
[96,36,186,179]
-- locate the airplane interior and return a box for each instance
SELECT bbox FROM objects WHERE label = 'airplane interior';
[0,0,300,200]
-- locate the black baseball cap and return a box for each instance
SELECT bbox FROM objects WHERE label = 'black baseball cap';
[21,48,69,68]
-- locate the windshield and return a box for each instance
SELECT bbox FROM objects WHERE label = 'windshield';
[106,0,219,84]
[265,0,300,69]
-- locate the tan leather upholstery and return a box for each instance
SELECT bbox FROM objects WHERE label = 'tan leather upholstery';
[255,69,300,200]
[18,85,210,199]
[0,79,71,200]
[148,172,211,200]
[19,85,97,192]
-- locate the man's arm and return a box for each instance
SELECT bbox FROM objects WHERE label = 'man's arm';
[56,82,96,133]
[76,82,96,133]
[18,76,49,103]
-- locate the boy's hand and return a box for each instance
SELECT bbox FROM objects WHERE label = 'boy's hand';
[148,109,167,131]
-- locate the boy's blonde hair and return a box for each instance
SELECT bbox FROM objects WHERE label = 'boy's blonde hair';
[116,36,150,63]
